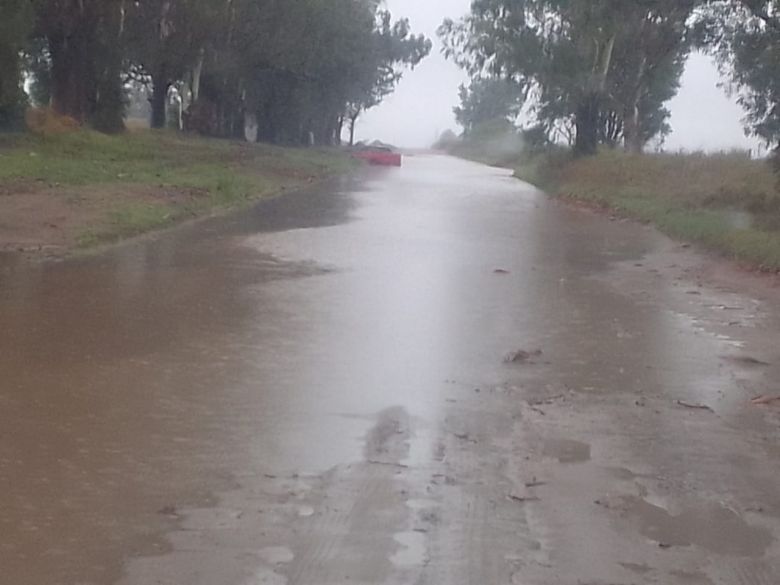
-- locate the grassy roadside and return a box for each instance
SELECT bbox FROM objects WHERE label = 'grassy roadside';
[513,149,780,271]
[0,130,353,253]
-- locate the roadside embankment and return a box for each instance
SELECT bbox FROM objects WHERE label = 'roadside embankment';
[515,150,780,271]
[0,130,353,255]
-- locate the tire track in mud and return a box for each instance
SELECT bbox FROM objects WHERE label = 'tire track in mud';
[285,464,403,584]
[418,388,537,585]
[283,407,414,585]
[730,562,776,585]
[115,407,418,585]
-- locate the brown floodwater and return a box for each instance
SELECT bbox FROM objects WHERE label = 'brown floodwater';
[1,155,779,585]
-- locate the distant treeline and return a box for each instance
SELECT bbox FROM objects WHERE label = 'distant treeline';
[0,0,431,145]
[439,1,780,157]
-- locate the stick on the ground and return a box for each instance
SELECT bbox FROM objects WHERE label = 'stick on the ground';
[676,400,714,413]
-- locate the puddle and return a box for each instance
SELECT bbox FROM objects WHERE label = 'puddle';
[406,498,439,511]
[620,562,653,575]
[391,531,427,567]
[247,567,287,585]
[669,569,714,584]
[623,497,773,557]
[608,467,638,481]
[257,546,294,565]
[542,439,591,464]
[296,505,314,518]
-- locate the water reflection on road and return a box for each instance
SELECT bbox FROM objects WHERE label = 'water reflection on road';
[1,155,779,585]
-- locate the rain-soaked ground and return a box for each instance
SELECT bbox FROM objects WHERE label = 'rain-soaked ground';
[1,155,780,585]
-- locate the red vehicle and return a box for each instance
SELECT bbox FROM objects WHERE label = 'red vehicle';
[352,146,402,167]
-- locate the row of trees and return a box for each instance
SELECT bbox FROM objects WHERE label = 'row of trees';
[0,0,431,145]
[440,1,780,156]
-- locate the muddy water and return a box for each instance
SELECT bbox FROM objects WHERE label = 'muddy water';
[1,155,780,585]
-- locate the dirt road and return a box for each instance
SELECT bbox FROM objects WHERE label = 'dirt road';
[1,155,779,584]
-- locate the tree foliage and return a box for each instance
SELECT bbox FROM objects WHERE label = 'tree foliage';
[454,77,526,136]
[0,0,33,129]
[699,1,780,150]
[440,0,700,155]
[2,0,429,142]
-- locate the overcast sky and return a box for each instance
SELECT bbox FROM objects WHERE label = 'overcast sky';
[357,0,764,154]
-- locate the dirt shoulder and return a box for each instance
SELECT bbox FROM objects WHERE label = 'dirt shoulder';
[0,131,353,257]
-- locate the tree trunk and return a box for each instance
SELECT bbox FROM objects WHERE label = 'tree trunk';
[574,34,616,157]
[90,1,126,134]
[0,43,26,129]
[49,31,90,122]
[574,95,600,157]
[349,113,359,147]
[623,105,644,154]
[623,54,647,154]
[335,116,344,146]
[150,78,169,129]
[349,123,355,147]
[191,50,204,104]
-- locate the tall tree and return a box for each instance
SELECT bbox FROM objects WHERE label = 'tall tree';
[0,0,428,139]
[610,1,696,153]
[440,0,698,155]
[454,77,526,136]
[35,0,126,131]
[125,0,218,129]
[343,11,431,146]
[699,1,780,151]
[0,0,32,129]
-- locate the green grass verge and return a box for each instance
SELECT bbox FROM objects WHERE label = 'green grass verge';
[0,130,354,249]
[513,149,780,271]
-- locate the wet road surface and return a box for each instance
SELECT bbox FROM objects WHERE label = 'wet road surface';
[2,155,780,585]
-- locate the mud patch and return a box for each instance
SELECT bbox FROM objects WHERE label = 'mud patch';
[247,567,287,585]
[669,569,714,584]
[622,496,773,556]
[365,406,411,465]
[542,439,591,464]
[0,183,205,255]
[620,562,653,575]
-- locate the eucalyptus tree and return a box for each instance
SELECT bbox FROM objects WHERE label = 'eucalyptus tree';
[440,0,700,154]
[124,0,220,129]
[0,0,32,129]
[454,77,526,136]
[34,0,126,130]
[699,1,780,152]
[342,11,432,146]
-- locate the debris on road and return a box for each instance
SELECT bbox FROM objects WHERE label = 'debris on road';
[676,400,715,413]
[453,432,478,444]
[367,460,409,469]
[528,394,565,406]
[157,505,179,517]
[723,355,770,367]
[494,268,511,274]
[508,493,540,503]
[750,395,780,406]
[504,349,543,364]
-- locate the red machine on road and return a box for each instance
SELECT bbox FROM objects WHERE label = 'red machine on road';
[351,146,402,167]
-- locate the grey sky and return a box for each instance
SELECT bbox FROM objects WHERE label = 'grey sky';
[357,1,763,153]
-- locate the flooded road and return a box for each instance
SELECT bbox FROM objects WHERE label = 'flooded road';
[2,155,780,585]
